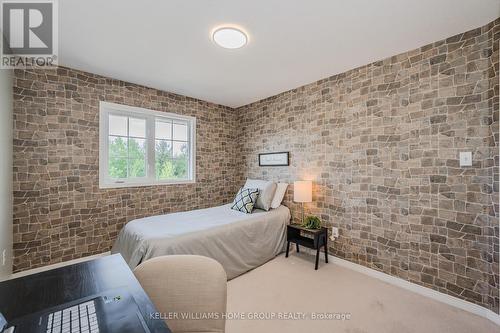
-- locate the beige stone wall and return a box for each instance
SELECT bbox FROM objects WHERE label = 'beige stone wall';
[236,20,499,313]
[13,67,240,272]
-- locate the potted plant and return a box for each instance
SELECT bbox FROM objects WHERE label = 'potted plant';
[302,215,321,230]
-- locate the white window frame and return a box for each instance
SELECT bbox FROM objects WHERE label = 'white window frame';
[99,102,196,189]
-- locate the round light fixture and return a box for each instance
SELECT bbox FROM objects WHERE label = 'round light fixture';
[212,27,248,49]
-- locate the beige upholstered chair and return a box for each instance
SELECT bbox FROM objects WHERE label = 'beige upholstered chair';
[134,255,227,333]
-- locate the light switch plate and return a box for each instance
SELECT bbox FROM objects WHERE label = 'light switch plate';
[331,227,339,241]
[459,152,472,167]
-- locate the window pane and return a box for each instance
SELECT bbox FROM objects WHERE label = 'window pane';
[129,159,146,178]
[156,158,188,180]
[155,140,172,179]
[109,136,127,157]
[172,158,188,179]
[109,115,127,136]
[173,141,188,158]
[156,120,172,139]
[128,138,146,160]
[155,139,172,158]
[129,117,146,138]
[173,123,188,141]
[109,158,127,178]
[156,158,174,180]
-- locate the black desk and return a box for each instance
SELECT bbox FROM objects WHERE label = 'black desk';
[0,254,171,333]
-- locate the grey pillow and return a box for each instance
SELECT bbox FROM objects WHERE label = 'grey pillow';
[244,179,277,211]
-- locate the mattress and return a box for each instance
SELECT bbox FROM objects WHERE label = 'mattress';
[111,204,291,279]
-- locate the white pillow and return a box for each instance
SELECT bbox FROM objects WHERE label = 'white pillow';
[244,179,277,211]
[271,183,288,209]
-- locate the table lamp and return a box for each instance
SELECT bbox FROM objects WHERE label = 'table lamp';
[293,180,312,224]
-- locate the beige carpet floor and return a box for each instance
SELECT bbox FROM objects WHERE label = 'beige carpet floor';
[226,252,498,333]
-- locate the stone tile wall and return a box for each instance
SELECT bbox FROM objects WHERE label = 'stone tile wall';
[236,19,500,313]
[13,67,240,272]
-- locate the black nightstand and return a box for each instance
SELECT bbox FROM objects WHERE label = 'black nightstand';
[286,224,328,270]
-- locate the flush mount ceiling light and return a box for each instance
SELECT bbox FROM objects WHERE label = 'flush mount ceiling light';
[212,27,248,49]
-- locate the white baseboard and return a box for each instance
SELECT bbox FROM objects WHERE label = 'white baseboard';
[330,256,500,326]
[2,252,111,281]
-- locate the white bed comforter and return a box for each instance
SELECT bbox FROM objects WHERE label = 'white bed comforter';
[111,204,290,279]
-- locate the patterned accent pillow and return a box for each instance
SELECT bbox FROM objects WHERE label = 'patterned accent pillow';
[231,188,260,214]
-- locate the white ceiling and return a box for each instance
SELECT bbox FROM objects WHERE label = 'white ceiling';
[60,0,500,108]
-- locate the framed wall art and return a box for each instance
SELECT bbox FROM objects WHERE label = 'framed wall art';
[258,152,289,167]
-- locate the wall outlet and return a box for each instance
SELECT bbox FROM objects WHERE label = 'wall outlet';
[1,249,5,266]
[459,152,472,167]
[331,227,339,241]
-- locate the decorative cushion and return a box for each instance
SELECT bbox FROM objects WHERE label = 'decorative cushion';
[243,179,277,211]
[231,188,260,214]
[270,183,288,209]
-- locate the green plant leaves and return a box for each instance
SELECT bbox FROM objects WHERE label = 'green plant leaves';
[302,215,321,229]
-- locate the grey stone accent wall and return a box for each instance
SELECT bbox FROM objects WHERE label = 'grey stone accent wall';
[236,19,499,313]
[13,67,240,272]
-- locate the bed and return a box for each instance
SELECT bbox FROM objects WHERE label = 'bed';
[111,203,291,279]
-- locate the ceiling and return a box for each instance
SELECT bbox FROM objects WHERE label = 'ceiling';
[59,0,500,108]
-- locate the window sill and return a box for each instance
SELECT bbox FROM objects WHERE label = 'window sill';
[99,179,196,189]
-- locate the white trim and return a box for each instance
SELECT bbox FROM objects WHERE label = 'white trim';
[330,256,500,326]
[1,252,110,282]
[98,102,196,189]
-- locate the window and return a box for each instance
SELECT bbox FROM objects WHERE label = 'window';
[99,102,196,188]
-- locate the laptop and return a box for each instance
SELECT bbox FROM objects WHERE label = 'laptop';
[0,289,151,333]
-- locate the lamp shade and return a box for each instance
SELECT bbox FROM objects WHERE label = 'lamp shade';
[293,180,312,203]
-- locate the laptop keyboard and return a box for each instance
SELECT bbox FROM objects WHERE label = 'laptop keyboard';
[46,300,99,333]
